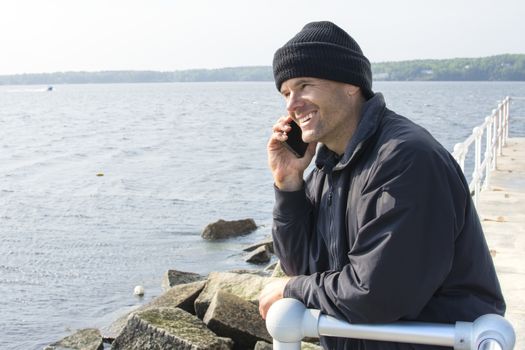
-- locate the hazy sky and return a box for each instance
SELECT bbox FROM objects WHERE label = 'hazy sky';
[1,0,524,75]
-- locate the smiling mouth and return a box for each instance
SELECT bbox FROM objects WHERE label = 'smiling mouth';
[297,112,315,125]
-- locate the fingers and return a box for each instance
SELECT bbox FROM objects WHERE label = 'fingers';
[258,278,290,319]
[267,115,310,191]
[272,115,293,133]
[258,285,280,319]
[270,115,295,145]
[258,294,270,319]
[270,129,287,143]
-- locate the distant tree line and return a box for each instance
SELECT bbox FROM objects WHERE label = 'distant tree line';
[1,55,524,85]
[0,66,273,85]
[372,54,525,81]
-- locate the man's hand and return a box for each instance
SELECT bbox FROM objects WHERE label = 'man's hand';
[268,116,316,191]
[258,277,291,320]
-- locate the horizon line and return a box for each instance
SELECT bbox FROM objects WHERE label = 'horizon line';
[1,53,523,76]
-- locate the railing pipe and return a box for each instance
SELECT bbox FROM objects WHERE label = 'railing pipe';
[266,298,516,350]
[318,314,456,347]
[452,97,512,205]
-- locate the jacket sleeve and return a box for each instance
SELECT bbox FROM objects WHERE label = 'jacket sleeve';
[271,172,318,276]
[283,140,469,323]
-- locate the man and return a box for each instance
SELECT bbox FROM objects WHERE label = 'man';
[258,21,505,349]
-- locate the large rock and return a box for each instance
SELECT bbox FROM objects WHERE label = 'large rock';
[243,238,274,254]
[111,307,233,350]
[104,281,206,340]
[44,328,104,350]
[145,280,206,315]
[245,245,271,264]
[161,269,205,291]
[203,291,272,349]
[202,219,257,240]
[194,271,272,319]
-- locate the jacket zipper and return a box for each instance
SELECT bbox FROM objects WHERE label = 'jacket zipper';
[327,173,338,269]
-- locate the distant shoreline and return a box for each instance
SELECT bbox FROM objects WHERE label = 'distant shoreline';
[1,54,524,85]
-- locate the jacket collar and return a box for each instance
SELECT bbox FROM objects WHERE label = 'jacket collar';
[315,93,386,172]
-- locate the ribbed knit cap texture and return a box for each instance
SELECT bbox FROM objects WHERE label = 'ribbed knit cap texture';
[273,21,373,98]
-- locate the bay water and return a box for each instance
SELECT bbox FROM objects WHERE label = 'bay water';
[1,81,525,349]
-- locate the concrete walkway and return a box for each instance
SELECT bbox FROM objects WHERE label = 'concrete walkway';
[476,137,525,349]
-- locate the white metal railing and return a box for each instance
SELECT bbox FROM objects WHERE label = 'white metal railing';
[266,298,516,350]
[452,96,511,207]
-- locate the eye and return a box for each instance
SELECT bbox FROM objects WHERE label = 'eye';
[299,82,312,91]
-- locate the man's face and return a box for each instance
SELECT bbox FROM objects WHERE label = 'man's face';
[280,77,359,154]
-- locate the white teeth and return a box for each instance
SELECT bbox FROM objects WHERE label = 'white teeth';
[298,112,314,124]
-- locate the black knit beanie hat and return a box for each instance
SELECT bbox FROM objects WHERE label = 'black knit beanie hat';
[273,21,373,99]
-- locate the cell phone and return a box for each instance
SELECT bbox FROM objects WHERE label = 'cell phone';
[283,121,308,158]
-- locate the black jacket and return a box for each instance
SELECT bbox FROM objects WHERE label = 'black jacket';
[272,93,505,350]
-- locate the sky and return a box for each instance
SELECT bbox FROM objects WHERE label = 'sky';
[1,0,524,75]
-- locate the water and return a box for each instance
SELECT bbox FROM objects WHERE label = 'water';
[1,81,525,350]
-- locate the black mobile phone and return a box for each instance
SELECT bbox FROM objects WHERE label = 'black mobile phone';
[283,121,308,158]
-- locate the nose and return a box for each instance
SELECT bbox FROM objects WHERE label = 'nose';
[286,92,304,115]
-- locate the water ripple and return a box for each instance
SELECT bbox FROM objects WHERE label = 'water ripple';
[1,82,525,350]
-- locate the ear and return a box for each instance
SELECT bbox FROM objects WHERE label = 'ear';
[345,84,360,96]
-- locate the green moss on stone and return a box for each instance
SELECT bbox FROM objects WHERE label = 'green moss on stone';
[137,308,221,346]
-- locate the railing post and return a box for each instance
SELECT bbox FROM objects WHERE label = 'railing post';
[483,116,492,190]
[265,298,320,350]
[266,299,516,349]
[497,102,503,156]
[504,96,510,145]
[491,109,499,170]
[473,127,483,206]
[453,143,466,171]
